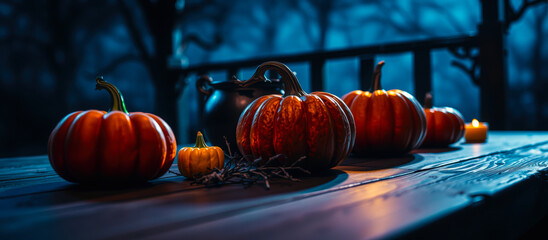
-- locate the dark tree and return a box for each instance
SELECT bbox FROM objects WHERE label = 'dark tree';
[0,0,121,157]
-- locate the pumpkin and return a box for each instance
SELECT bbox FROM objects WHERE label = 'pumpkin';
[421,92,465,147]
[177,131,225,179]
[236,61,355,171]
[341,61,426,156]
[47,77,177,184]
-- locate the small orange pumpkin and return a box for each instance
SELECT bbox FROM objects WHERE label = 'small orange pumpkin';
[342,61,427,156]
[177,131,225,179]
[421,93,465,147]
[48,77,177,184]
[236,61,355,171]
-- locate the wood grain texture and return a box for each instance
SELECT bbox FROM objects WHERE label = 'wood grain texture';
[1,132,548,239]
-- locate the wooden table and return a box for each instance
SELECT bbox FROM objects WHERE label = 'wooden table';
[2,131,548,239]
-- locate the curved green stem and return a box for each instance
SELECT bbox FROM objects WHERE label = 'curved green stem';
[244,61,306,97]
[194,131,209,148]
[369,61,385,91]
[424,92,433,108]
[95,76,128,114]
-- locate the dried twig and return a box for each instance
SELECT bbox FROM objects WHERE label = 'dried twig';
[191,137,310,190]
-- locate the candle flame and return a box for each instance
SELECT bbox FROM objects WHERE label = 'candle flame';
[472,119,479,127]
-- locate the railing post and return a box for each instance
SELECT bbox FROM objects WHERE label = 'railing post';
[414,50,432,105]
[310,59,325,91]
[359,56,375,90]
[479,0,507,129]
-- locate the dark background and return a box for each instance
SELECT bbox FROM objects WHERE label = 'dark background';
[1,0,547,158]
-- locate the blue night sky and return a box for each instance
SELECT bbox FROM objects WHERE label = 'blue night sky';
[175,0,547,134]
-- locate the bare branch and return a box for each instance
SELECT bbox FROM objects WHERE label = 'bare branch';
[117,0,152,64]
[192,140,310,190]
[451,60,479,85]
[180,33,222,52]
[98,53,143,75]
[505,0,548,29]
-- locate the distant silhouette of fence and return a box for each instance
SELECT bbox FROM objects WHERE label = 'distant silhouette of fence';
[172,0,544,138]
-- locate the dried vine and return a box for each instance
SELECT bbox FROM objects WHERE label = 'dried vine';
[172,137,310,190]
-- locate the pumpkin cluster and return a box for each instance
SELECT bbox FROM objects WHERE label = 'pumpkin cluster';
[49,61,467,185]
[48,77,177,184]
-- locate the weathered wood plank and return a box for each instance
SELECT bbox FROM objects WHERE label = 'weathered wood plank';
[1,132,547,239]
[148,143,548,240]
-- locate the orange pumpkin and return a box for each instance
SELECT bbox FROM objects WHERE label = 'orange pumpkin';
[342,61,426,156]
[236,61,355,171]
[177,131,225,179]
[421,93,465,147]
[47,77,177,184]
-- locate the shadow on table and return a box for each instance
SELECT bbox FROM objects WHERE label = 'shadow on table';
[25,169,348,205]
[160,169,349,204]
[339,154,425,171]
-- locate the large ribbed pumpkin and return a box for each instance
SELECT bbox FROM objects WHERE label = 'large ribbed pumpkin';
[236,61,355,171]
[341,61,426,156]
[421,92,465,147]
[47,77,177,184]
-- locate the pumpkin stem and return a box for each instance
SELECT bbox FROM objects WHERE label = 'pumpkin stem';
[424,92,433,109]
[370,61,385,91]
[247,61,306,97]
[95,76,129,114]
[194,131,209,148]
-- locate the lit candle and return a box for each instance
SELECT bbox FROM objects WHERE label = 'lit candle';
[464,119,488,143]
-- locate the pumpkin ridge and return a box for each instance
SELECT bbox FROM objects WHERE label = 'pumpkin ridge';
[324,99,336,167]
[384,91,396,151]
[389,92,412,152]
[62,112,85,182]
[99,111,138,182]
[302,96,310,167]
[350,91,370,155]
[443,111,453,143]
[427,109,436,144]
[326,92,355,162]
[189,148,198,177]
[303,95,335,170]
[365,91,378,152]
[236,96,270,160]
[273,96,306,163]
[129,113,167,181]
[129,113,142,180]
[66,110,104,183]
[342,91,360,108]
[146,113,176,178]
[181,148,192,178]
[250,97,280,158]
[49,111,81,183]
[400,91,427,150]
[447,111,459,143]
[314,93,350,167]
[216,147,224,168]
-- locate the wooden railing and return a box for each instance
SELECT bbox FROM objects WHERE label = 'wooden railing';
[171,0,523,140]
[174,34,478,105]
